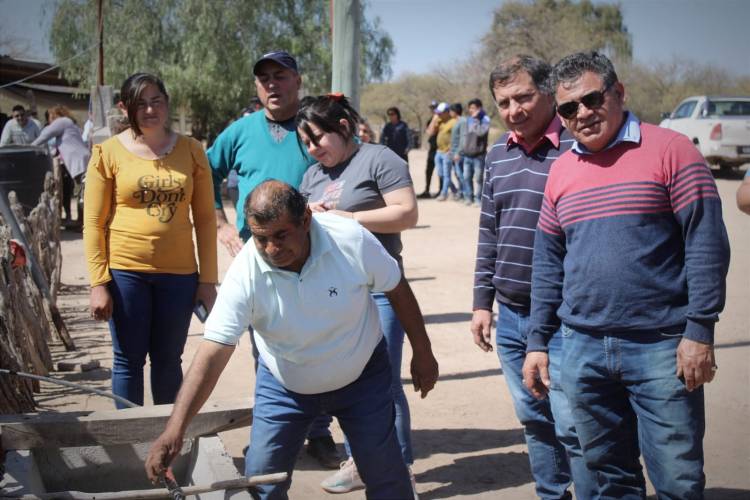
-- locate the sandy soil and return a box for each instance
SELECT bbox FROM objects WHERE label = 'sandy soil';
[38,149,750,499]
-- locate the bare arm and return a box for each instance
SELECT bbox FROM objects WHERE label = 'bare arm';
[384,277,439,398]
[145,340,235,482]
[330,186,418,233]
[737,175,750,215]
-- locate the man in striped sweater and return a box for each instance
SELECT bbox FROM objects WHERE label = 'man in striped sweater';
[471,55,595,499]
[523,52,730,499]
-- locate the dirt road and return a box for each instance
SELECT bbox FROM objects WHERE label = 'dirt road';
[44,150,749,499]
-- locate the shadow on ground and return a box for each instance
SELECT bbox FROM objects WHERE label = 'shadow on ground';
[418,450,532,498]
[424,312,472,324]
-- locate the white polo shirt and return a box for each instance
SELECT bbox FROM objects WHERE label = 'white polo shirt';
[204,213,401,394]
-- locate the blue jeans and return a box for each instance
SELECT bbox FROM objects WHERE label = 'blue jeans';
[496,303,596,500]
[462,155,484,202]
[343,293,413,464]
[107,270,197,408]
[245,339,411,500]
[435,151,457,196]
[560,325,706,499]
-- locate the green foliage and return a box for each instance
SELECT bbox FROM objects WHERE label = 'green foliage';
[481,0,632,65]
[48,0,393,140]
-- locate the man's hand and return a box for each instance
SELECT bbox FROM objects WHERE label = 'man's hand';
[411,347,439,399]
[90,284,113,321]
[471,309,493,352]
[522,352,551,400]
[145,428,184,484]
[217,222,243,257]
[676,338,716,391]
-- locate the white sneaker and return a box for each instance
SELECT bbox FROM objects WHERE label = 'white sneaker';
[409,465,419,500]
[320,457,365,493]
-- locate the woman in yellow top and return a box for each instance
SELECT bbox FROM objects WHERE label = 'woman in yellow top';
[83,73,217,408]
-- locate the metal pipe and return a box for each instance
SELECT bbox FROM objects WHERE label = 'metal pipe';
[0,368,138,408]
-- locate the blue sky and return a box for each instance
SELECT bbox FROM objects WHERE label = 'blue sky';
[2,0,749,78]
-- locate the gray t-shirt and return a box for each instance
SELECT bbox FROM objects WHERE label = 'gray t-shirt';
[299,143,412,265]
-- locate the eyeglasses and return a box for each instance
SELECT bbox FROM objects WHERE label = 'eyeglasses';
[557,82,613,119]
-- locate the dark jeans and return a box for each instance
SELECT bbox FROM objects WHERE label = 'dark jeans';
[560,325,706,499]
[107,270,197,408]
[245,339,411,499]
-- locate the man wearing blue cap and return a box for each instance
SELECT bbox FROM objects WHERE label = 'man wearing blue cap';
[206,51,338,469]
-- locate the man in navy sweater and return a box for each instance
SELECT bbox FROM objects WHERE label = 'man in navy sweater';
[471,55,595,499]
[523,52,730,499]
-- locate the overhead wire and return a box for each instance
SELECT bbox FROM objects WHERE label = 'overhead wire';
[0,42,99,90]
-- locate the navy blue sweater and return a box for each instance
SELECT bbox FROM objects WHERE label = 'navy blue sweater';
[473,120,574,311]
[527,122,730,351]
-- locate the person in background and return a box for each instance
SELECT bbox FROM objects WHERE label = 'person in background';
[32,105,90,224]
[358,120,376,144]
[736,169,750,214]
[449,102,466,202]
[297,94,421,497]
[417,101,439,199]
[380,106,410,162]
[83,72,218,409]
[459,98,491,205]
[429,102,457,201]
[0,104,40,146]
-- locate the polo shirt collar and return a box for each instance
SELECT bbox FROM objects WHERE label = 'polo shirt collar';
[253,216,332,275]
[507,114,563,153]
[571,111,641,155]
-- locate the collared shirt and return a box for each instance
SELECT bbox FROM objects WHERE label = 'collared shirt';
[204,213,402,394]
[507,114,563,153]
[571,111,641,155]
[473,115,574,311]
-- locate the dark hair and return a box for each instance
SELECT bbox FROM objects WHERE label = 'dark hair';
[386,106,401,120]
[11,105,25,113]
[119,72,169,136]
[551,51,619,91]
[296,94,361,148]
[468,98,483,108]
[450,102,463,115]
[245,180,308,226]
[489,55,553,99]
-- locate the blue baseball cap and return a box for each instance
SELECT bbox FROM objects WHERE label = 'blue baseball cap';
[253,51,299,75]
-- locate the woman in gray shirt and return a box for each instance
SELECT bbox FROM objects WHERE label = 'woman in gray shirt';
[298,94,420,496]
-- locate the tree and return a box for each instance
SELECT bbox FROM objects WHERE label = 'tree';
[481,0,632,65]
[48,0,393,141]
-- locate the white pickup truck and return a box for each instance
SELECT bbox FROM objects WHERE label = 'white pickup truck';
[659,95,750,171]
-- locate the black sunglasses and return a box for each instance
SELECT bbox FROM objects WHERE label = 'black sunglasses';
[557,82,613,119]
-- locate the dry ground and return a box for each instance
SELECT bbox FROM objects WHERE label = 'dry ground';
[38,149,750,499]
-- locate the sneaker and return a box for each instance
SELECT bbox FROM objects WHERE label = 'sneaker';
[436,194,447,201]
[416,191,431,199]
[320,457,365,493]
[306,435,341,469]
[409,466,419,500]
[464,198,473,206]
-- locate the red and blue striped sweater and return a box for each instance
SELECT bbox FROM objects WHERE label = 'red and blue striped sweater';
[527,120,730,351]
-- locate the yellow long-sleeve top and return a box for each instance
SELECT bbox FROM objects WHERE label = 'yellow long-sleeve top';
[83,134,218,287]
[436,117,457,153]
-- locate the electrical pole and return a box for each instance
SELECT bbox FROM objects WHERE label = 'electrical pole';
[97,0,104,86]
[331,0,361,110]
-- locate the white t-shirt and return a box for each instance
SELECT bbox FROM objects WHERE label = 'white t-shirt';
[204,212,401,394]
